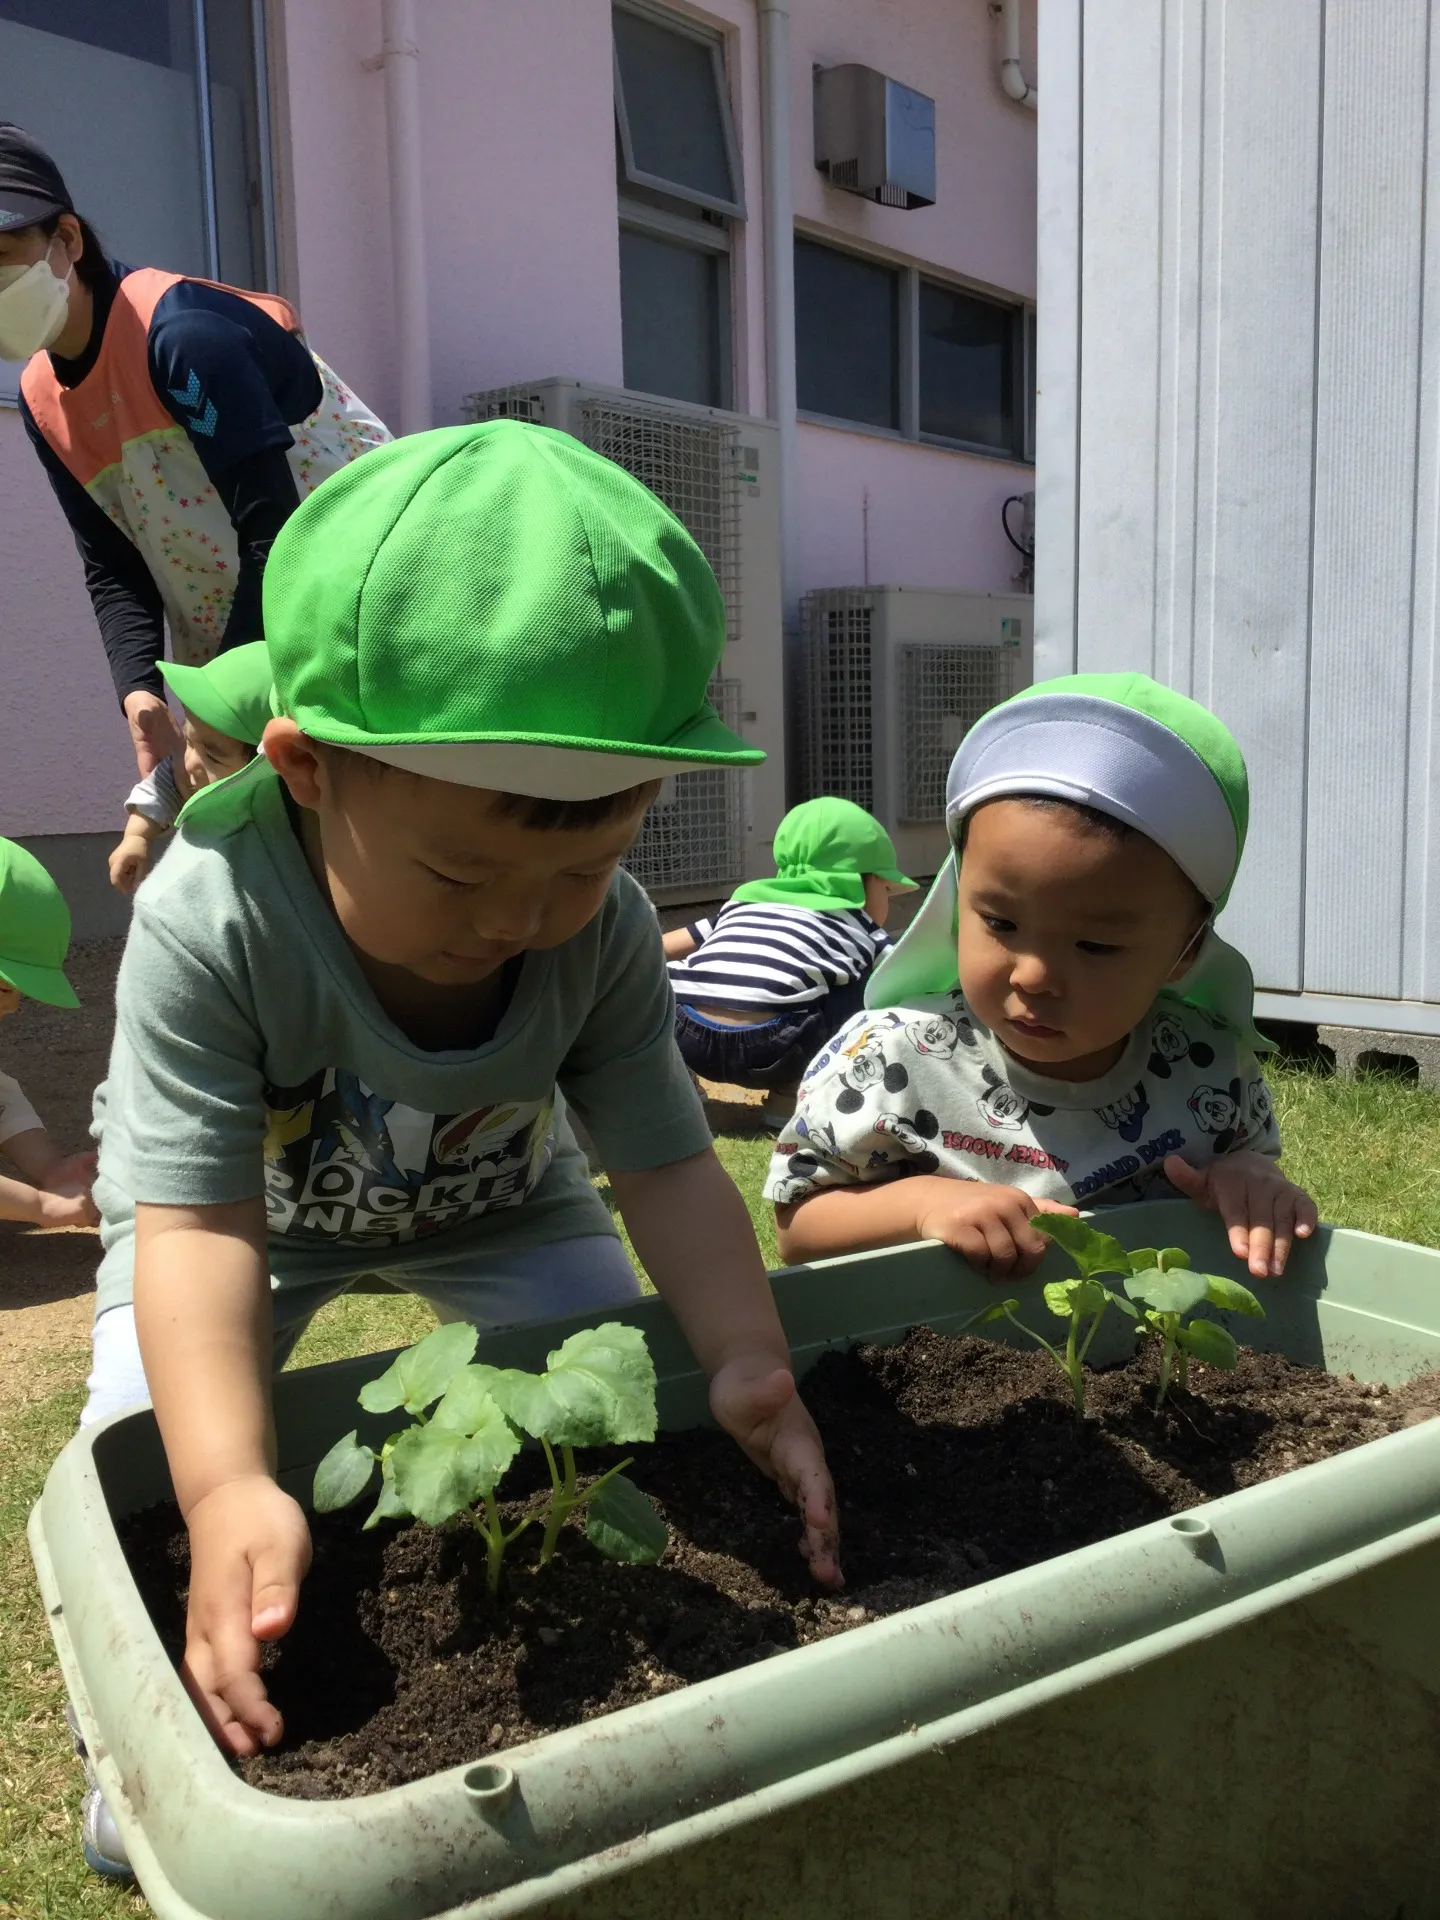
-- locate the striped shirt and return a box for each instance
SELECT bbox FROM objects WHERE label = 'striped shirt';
[668,902,889,1010]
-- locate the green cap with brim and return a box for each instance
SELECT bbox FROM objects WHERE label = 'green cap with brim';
[261,419,763,800]
[731,796,915,915]
[0,838,78,1007]
[159,640,275,746]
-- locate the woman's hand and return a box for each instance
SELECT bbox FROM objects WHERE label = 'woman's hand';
[1164,1151,1317,1277]
[123,690,183,781]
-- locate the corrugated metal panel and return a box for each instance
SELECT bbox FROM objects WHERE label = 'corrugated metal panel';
[1040,0,1440,1013]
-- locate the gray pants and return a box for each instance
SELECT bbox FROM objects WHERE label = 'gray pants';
[81,1233,641,1426]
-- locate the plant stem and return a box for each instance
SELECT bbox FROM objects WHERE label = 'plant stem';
[1064,1312,1085,1414]
[479,1493,505,1597]
[1155,1323,1176,1407]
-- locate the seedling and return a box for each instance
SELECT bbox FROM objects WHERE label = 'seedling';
[961,1216,1266,1414]
[312,1320,669,1594]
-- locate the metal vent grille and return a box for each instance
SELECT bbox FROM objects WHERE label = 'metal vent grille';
[624,676,745,897]
[898,643,1013,822]
[464,388,546,425]
[798,588,874,809]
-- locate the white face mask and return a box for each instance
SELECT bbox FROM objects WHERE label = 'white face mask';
[0,246,73,360]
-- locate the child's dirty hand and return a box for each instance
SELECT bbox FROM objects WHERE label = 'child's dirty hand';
[709,1357,843,1591]
[181,1474,313,1757]
[915,1182,1079,1280]
[1163,1151,1317,1278]
[108,837,151,895]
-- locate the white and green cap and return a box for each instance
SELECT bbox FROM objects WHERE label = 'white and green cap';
[866,672,1270,1048]
[260,418,762,799]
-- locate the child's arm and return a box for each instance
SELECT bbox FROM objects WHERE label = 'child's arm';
[661,926,698,960]
[776,1179,1077,1277]
[0,1166,97,1227]
[109,809,169,896]
[133,1196,309,1757]
[607,1147,841,1588]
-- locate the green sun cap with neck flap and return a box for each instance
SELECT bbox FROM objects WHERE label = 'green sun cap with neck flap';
[259,419,763,800]
[731,797,915,915]
[0,838,78,1008]
[865,672,1269,1050]
[159,640,275,746]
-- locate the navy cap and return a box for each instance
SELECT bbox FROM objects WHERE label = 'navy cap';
[0,124,72,231]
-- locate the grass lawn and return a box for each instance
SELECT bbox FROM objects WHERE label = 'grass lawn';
[3,1085,1439,1914]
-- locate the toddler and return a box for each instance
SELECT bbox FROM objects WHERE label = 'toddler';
[664,796,914,1090]
[767,674,1316,1282]
[0,838,96,1228]
[109,641,271,894]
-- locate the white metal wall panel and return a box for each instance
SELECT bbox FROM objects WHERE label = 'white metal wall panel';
[1040,0,1440,1017]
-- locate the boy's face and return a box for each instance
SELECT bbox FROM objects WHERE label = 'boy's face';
[0,982,18,1019]
[269,726,649,984]
[957,799,1206,1080]
[183,713,254,789]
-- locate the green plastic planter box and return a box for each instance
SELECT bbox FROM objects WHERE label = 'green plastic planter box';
[29,1201,1440,1919]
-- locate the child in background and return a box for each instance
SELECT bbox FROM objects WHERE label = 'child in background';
[87,421,842,1767]
[767,674,1316,1283]
[109,641,272,894]
[663,796,915,1093]
[0,838,97,1228]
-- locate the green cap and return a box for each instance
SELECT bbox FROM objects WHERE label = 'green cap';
[0,839,78,1007]
[159,640,275,746]
[261,420,763,799]
[731,797,915,914]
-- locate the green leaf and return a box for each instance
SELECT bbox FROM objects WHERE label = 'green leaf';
[1157,1247,1193,1271]
[585,1473,669,1564]
[1127,1247,1159,1273]
[358,1321,479,1416]
[388,1403,523,1527]
[1125,1267,1209,1315]
[1107,1291,1139,1318]
[312,1430,376,1513]
[961,1299,1020,1331]
[431,1362,527,1434]
[1201,1274,1266,1318]
[362,1455,409,1531]
[1176,1318,1239,1369]
[500,1322,659,1447]
[1029,1214,1132,1278]
[1043,1277,1110,1322]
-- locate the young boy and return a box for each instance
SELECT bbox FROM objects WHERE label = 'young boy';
[87,420,842,1763]
[663,795,915,1092]
[108,642,272,894]
[0,837,96,1228]
[767,674,1316,1283]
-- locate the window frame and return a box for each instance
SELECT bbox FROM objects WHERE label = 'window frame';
[612,0,746,221]
[794,230,1036,467]
[617,209,733,409]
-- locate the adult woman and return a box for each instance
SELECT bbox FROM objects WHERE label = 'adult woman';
[0,124,391,778]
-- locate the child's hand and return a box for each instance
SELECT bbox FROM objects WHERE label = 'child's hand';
[46,1149,98,1196]
[109,836,151,895]
[1163,1150,1317,1278]
[36,1186,99,1229]
[180,1474,312,1756]
[708,1356,843,1590]
[914,1182,1079,1280]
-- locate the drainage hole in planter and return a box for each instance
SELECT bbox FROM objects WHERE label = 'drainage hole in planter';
[1169,1515,1211,1539]
[465,1762,517,1814]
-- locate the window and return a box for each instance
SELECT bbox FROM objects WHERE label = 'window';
[614,3,742,410]
[794,239,900,431]
[0,0,273,399]
[794,234,1034,462]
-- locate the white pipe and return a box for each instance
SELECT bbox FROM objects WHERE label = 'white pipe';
[757,0,800,773]
[995,0,1037,110]
[757,0,798,614]
[379,0,432,432]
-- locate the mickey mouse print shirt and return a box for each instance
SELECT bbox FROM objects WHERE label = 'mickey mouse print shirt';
[763,992,1280,1213]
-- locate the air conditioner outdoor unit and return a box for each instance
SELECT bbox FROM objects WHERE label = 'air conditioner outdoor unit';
[459,378,784,906]
[797,586,1034,879]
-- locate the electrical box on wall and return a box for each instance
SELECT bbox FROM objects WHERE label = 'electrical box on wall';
[813,63,936,209]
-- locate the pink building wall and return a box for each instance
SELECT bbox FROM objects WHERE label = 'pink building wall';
[0,0,1035,850]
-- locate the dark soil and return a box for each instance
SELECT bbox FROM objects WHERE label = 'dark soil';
[120,1330,1440,1800]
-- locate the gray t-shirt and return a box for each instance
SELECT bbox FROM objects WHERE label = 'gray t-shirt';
[763,990,1280,1212]
[93,767,711,1313]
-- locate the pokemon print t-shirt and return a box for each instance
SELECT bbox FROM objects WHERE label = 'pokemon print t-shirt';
[90,765,710,1315]
[763,991,1280,1213]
